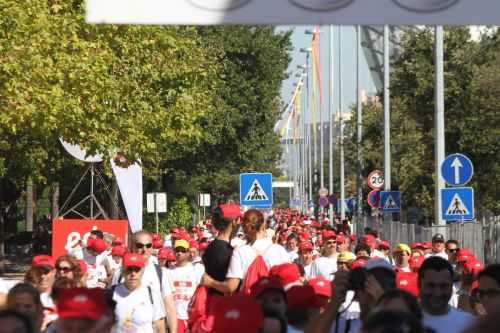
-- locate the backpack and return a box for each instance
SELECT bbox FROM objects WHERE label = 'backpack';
[242,244,273,295]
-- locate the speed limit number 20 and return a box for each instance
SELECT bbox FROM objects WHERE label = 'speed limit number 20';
[367,170,384,190]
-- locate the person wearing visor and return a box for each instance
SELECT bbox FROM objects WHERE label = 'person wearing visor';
[310,230,338,281]
[394,244,412,273]
[163,239,204,333]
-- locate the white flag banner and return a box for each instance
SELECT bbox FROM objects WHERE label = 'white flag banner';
[86,0,499,26]
[111,159,143,232]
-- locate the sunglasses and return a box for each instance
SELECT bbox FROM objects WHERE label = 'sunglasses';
[446,248,458,253]
[135,242,153,249]
[124,266,142,274]
[175,247,188,253]
[57,266,73,273]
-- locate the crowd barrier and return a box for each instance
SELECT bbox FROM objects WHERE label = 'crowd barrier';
[353,215,500,264]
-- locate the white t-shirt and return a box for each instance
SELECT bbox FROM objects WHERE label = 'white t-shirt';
[112,260,162,293]
[288,249,299,262]
[113,284,165,333]
[0,278,8,294]
[86,263,108,288]
[423,307,475,333]
[329,318,362,333]
[339,291,361,321]
[226,238,290,281]
[304,263,313,279]
[425,251,449,260]
[231,237,247,248]
[310,255,338,281]
[162,263,204,320]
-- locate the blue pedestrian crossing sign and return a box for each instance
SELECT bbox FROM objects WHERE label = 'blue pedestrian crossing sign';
[441,187,474,221]
[441,153,474,187]
[380,191,401,213]
[240,173,273,208]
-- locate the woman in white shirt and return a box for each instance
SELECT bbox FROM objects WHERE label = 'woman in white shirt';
[202,209,290,294]
[112,253,166,333]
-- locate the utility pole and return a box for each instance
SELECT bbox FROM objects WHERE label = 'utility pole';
[435,26,446,226]
[329,25,334,221]
[339,26,346,221]
[357,25,364,220]
[383,26,391,192]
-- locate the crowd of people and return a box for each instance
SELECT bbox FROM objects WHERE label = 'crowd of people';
[0,206,500,333]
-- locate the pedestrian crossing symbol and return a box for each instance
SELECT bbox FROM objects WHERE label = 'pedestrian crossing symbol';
[441,187,474,221]
[446,193,470,215]
[240,173,273,208]
[245,180,269,201]
[380,191,401,213]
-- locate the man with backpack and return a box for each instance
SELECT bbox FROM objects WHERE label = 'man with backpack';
[111,230,163,293]
[112,253,166,333]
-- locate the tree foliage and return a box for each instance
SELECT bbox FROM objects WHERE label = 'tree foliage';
[0,1,292,237]
[345,27,500,223]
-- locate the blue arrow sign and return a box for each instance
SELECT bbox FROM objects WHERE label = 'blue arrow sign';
[380,191,401,213]
[441,187,474,221]
[441,153,474,187]
[240,173,273,208]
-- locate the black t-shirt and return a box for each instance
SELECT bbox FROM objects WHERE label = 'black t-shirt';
[202,239,233,282]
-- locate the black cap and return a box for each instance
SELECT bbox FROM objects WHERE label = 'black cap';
[432,233,445,243]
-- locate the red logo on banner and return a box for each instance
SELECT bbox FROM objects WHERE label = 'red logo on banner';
[52,219,129,259]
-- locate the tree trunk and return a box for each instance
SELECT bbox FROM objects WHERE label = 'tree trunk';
[111,178,119,219]
[51,182,60,219]
[26,178,34,232]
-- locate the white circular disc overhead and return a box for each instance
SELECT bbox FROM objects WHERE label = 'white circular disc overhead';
[289,0,353,11]
[187,0,251,11]
[60,138,104,163]
[392,0,458,12]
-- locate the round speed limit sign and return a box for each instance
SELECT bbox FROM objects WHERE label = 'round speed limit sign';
[367,170,384,190]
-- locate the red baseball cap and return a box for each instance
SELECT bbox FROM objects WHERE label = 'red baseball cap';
[464,260,484,277]
[111,245,126,257]
[218,204,242,220]
[112,237,124,246]
[422,241,432,249]
[92,239,107,254]
[410,242,423,250]
[269,263,301,289]
[58,288,107,321]
[378,240,391,250]
[352,258,368,269]
[396,272,419,297]
[409,256,425,270]
[308,276,332,298]
[123,253,145,269]
[153,239,163,250]
[250,276,285,298]
[299,241,313,253]
[322,230,336,240]
[349,234,357,242]
[456,248,473,258]
[213,294,263,333]
[32,255,55,269]
[336,235,346,244]
[199,240,209,251]
[457,253,475,263]
[189,239,199,250]
[287,285,323,310]
[157,248,176,261]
